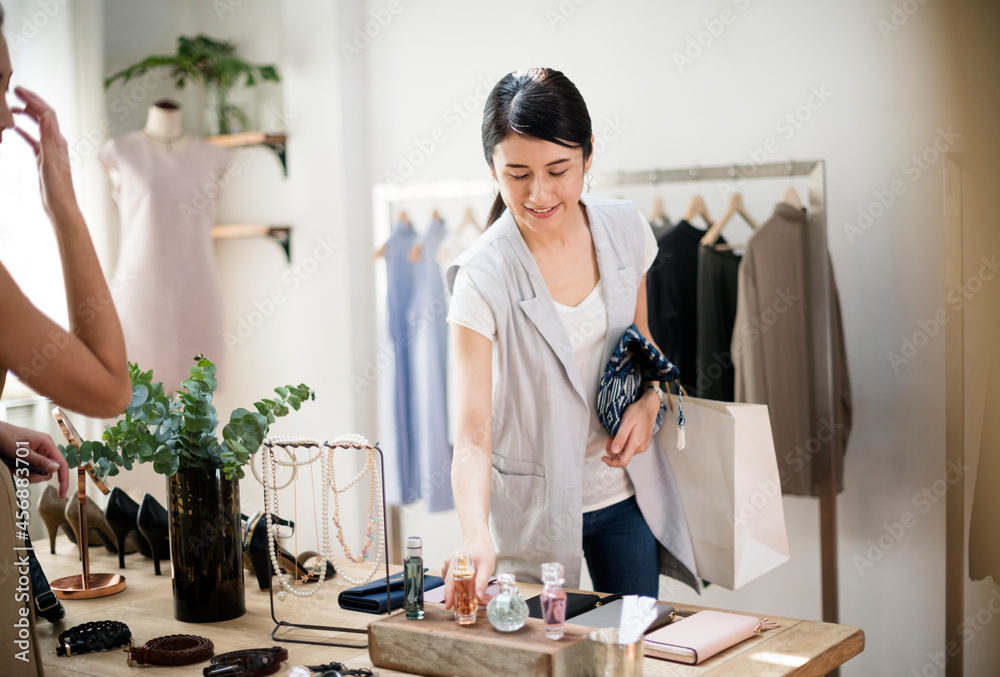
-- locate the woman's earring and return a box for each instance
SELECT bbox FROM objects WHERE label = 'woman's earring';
[585,171,593,193]
[490,177,498,196]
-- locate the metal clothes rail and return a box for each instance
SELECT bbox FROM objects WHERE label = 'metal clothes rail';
[371,159,840,633]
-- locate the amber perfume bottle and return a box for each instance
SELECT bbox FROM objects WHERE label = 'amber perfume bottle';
[404,536,424,620]
[540,562,568,640]
[451,550,477,625]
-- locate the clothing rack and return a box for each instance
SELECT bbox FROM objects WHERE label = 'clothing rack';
[371,160,840,630]
[590,160,839,630]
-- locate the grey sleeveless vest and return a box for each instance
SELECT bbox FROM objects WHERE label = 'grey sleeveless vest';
[447,194,699,591]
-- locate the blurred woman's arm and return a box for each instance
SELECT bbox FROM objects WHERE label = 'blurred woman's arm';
[0,86,130,417]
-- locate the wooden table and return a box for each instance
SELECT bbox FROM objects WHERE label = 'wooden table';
[34,538,863,676]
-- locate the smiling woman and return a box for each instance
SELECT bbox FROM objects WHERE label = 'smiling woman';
[439,68,696,610]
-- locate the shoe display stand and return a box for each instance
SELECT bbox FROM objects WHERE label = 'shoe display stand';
[256,438,391,648]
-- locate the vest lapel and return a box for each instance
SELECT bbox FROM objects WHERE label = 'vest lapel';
[497,215,588,406]
[588,201,637,363]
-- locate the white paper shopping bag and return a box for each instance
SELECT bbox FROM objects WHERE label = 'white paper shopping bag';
[657,396,790,590]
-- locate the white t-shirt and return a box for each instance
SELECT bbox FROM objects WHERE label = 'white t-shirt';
[448,216,660,512]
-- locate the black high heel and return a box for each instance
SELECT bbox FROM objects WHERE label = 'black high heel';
[243,512,335,590]
[104,487,153,569]
[240,512,294,533]
[136,494,170,576]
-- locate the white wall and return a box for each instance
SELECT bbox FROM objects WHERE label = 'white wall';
[363,1,971,675]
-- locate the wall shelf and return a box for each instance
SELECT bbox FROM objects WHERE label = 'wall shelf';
[213,224,291,262]
[206,131,288,176]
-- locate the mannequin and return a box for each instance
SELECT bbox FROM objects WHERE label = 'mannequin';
[98,105,231,393]
[140,100,190,151]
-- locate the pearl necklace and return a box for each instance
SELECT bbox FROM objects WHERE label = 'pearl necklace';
[257,435,385,599]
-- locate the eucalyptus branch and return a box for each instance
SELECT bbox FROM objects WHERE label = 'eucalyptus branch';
[59,357,313,481]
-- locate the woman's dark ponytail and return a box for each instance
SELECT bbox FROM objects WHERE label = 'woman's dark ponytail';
[486,194,506,229]
[481,68,593,227]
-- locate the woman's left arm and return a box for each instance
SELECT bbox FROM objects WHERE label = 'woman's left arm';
[602,273,662,468]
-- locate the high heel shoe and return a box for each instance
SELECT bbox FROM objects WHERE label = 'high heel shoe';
[104,487,153,569]
[64,493,139,558]
[243,511,335,590]
[136,494,170,576]
[37,485,78,554]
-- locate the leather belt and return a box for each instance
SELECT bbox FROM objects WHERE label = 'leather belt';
[203,646,289,677]
[125,634,214,666]
[56,620,131,657]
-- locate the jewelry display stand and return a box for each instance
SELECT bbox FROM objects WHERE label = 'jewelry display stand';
[50,408,126,599]
[253,436,390,648]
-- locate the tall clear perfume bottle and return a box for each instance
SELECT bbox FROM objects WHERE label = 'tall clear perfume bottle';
[540,562,568,640]
[486,572,529,632]
[451,550,477,625]
[404,536,424,620]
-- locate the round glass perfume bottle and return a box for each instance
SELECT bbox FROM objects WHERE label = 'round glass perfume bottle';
[487,573,529,632]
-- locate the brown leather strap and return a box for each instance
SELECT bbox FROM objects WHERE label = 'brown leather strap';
[125,634,214,666]
[204,646,288,677]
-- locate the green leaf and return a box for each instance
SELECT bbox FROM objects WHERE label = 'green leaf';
[129,383,149,411]
[61,445,79,468]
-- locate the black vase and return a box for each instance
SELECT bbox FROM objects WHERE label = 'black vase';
[167,466,246,622]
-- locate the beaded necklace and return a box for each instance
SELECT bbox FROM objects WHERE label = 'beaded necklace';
[257,435,384,600]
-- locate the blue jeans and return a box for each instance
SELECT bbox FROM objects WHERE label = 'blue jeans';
[582,496,660,597]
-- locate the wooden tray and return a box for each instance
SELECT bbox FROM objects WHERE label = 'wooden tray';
[368,603,593,677]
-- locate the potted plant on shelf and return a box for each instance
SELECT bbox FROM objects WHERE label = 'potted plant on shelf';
[104,34,281,135]
[60,356,313,622]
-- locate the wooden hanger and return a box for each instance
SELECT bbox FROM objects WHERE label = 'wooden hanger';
[781,186,803,210]
[684,194,713,227]
[700,193,758,246]
[458,207,482,234]
[650,196,669,224]
[374,210,414,258]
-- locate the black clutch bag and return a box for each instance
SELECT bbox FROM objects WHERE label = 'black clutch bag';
[524,592,625,620]
[338,570,445,614]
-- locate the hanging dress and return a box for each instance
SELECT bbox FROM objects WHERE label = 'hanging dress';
[409,217,454,511]
[98,132,230,393]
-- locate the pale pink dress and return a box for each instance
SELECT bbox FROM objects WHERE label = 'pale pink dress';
[99,132,230,394]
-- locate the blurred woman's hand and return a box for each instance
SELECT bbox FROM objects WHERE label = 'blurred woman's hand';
[12,85,80,222]
[0,421,68,498]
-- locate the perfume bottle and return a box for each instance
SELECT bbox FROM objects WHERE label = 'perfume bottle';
[404,536,424,620]
[540,562,568,640]
[451,550,477,625]
[487,572,529,632]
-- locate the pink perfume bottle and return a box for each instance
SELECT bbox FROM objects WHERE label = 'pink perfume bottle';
[540,562,567,640]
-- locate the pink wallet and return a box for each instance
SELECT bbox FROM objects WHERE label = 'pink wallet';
[644,610,766,664]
